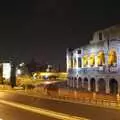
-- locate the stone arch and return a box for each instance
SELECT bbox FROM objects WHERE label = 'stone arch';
[90,78,96,92]
[84,77,88,90]
[97,51,105,66]
[108,49,117,66]
[109,79,118,94]
[70,77,74,88]
[74,77,77,88]
[98,78,106,93]
[78,77,82,88]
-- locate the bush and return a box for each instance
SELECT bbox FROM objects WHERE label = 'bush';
[21,84,35,90]
[16,75,33,86]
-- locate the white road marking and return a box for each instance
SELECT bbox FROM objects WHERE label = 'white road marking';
[0,99,90,120]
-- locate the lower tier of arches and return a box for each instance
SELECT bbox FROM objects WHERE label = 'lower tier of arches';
[67,76,120,94]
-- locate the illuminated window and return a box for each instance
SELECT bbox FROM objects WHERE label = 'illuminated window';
[89,54,95,67]
[97,51,105,66]
[82,55,88,67]
[108,49,117,66]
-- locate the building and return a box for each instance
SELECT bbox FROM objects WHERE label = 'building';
[66,24,120,94]
[0,63,11,80]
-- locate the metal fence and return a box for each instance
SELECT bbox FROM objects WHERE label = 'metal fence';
[36,87,120,108]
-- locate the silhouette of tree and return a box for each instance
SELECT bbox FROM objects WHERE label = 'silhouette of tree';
[26,59,48,74]
[26,58,38,75]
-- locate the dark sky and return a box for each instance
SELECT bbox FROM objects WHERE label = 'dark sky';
[0,0,120,70]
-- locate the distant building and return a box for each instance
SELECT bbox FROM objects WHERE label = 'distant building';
[0,63,11,80]
[67,24,120,94]
[46,65,56,72]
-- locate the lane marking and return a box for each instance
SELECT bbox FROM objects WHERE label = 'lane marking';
[0,99,90,120]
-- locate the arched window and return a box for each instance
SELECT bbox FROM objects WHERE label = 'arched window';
[97,51,105,66]
[108,49,117,66]
[89,54,95,67]
[82,55,88,67]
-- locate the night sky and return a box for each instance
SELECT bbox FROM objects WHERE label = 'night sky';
[0,0,120,70]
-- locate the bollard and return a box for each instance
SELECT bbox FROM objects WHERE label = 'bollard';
[116,93,120,106]
[74,90,77,99]
[93,92,96,100]
[117,93,120,102]
[25,85,27,93]
[58,88,61,97]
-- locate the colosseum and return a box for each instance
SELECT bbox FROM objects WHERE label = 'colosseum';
[66,25,120,94]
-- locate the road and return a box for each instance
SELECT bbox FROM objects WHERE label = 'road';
[0,91,120,120]
[0,101,57,120]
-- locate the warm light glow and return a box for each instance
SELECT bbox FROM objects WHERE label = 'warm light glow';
[108,49,117,66]
[82,55,88,67]
[16,69,21,76]
[44,81,51,84]
[33,72,67,80]
[89,54,95,66]
[20,62,24,67]
[0,99,88,120]
[97,51,105,66]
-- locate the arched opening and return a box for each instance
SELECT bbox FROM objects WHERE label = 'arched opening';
[109,79,118,94]
[74,77,77,88]
[84,78,88,90]
[89,54,95,67]
[97,51,105,66]
[78,77,82,88]
[90,78,96,92]
[70,77,74,88]
[98,78,106,93]
[108,49,117,67]
[72,77,75,88]
[67,76,70,86]
[82,55,88,67]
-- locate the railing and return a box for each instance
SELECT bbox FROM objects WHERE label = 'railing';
[25,87,120,108]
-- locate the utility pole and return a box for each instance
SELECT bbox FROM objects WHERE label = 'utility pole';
[10,60,16,88]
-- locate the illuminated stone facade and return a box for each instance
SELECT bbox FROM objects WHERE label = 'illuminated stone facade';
[66,25,120,94]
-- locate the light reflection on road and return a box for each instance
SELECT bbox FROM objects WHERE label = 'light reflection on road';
[0,99,90,120]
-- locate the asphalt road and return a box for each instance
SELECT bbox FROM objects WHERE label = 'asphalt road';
[0,102,57,120]
[0,91,120,120]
